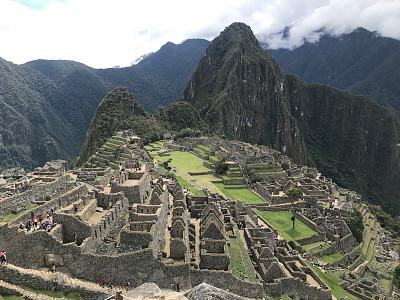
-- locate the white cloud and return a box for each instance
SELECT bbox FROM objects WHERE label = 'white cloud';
[0,0,399,68]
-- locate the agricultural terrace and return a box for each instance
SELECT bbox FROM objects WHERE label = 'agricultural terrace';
[147,143,265,204]
[254,210,318,242]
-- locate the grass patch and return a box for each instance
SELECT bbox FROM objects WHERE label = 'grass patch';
[0,296,25,300]
[0,203,37,223]
[222,175,244,180]
[254,210,318,242]
[214,183,265,204]
[321,252,343,264]
[176,176,206,196]
[228,236,247,279]
[228,225,257,282]
[17,285,83,299]
[308,263,358,300]
[292,173,303,178]
[197,144,212,151]
[155,151,209,174]
[365,239,375,261]
[302,241,325,251]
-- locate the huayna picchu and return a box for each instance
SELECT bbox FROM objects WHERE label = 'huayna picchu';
[0,22,400,300]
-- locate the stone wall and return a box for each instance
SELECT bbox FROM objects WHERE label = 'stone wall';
[293,211,321,233]
[119,229,153,249]
[0,176,73,217]
[151,188,169,258]
[78,198,98,222]
[53,213,92,245]
[0,224,193,288]
[111,172,150,204]
[265,277,332,300]
[190,268,264,299]
[296,234,323,246]
[0,265,111,300]
[11,184,90,226]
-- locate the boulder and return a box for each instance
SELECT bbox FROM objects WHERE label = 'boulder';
[44,253,64,267]
[125,282,163,299]
[185,283,250,300]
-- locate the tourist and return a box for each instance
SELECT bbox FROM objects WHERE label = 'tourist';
[39,215,43,223]
[0,251,7,264]
[100,277,105,286]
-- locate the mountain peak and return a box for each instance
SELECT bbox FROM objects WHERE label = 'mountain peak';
[214,22,259,48]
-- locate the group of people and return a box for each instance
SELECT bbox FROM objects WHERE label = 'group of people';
[0,251,6,264]
[17,210,57,233]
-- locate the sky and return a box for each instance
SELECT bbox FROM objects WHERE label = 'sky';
[1,0,400,68]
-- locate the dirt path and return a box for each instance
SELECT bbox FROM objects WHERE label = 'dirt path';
[163,194,174,257]
[238,229,248,251]
[190,218,201,265]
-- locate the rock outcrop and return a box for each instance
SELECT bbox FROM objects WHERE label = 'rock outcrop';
[185,282,250,300]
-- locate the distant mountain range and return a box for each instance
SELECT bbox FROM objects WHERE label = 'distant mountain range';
[267,28,400,118]
[0,39,209,170]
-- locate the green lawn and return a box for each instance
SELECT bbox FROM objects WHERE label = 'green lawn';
[155,151,209,174]
[176,176,206,196]
[214,183,265,204]
[228,225,257,282]
[308,264,358,300]
[302,241,325,251]
[321,252,343,264]
[254,210,318,241]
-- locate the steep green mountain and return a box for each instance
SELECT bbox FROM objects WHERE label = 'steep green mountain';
[0,39,209,170]
[77,86,166,166]
[268,28,400,118]
[175,23,400,214]
[0,58,77,170]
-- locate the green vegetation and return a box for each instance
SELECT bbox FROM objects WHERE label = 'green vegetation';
[228,225,257,282]
[214,183,265,204]
[254,210,318,242]
[368,204,400,236]
[308,264,358,300]
[176,176,205,196]
[285,188,303,200]
[16,285,82,299]
[393,265,400,288]
[321,252,344,264]
[0,203,37,223]
[343,209,364,243]
[302,241,325,251]
[214,159,229,176]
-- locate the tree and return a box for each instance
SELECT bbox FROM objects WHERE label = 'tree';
[394,265,400,288]
[343,209,364,243]
[214,159,229,176]
[285,188,303,200]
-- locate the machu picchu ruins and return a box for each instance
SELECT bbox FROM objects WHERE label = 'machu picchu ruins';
[0,132,398,300]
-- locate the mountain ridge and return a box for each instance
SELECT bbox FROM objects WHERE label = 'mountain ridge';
[0,39,209,170]
[268,27,400,118]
